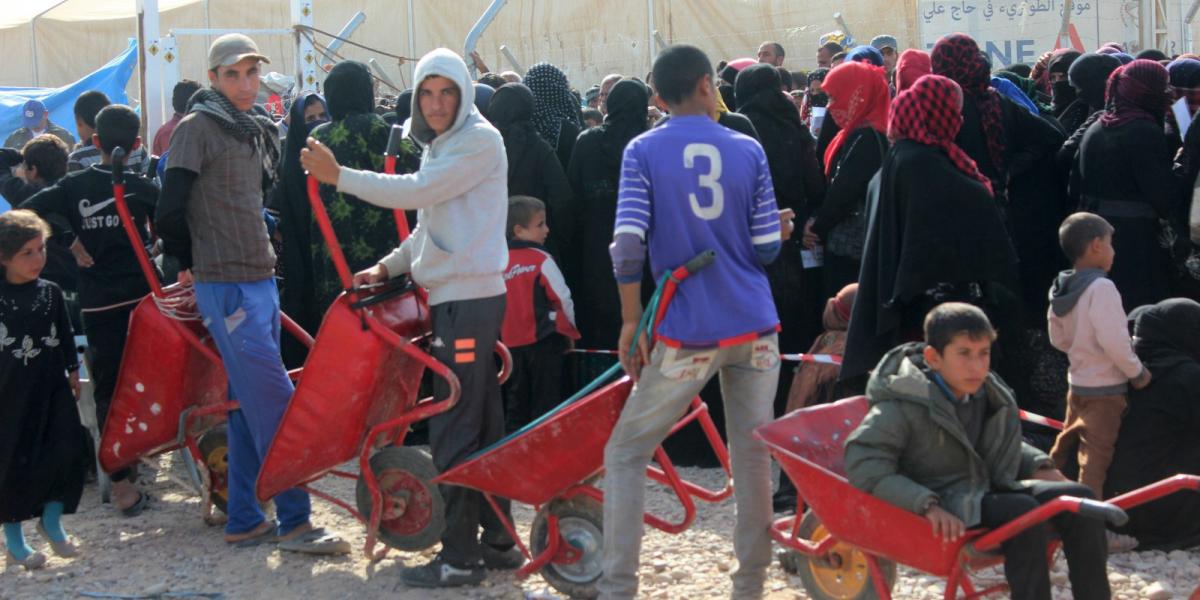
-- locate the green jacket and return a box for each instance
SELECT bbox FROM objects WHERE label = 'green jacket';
[4,123,75,150]
[844,342,1053,527]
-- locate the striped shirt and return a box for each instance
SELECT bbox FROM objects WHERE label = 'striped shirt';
[614,114,781,346]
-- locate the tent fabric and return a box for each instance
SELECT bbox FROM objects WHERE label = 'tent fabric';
[0,0,918,94]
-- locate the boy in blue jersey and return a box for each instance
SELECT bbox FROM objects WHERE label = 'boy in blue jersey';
[599,45,792,599]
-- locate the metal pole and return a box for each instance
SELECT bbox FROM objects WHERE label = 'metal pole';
[465,0,508,79]
[647,0,656,71]
[320,11,367,69]
[139,0,164,144]
[291,0,317,92]
[29,1,68,88]
[408,0,417,85]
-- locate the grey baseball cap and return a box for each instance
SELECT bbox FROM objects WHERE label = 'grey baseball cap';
[871,35,898,51]
[208,33,270,70]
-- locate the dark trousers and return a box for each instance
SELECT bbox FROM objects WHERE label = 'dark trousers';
[980,481,1110,600]
[429,295,515,567]
[82,303,137,483]
[504,334,567,432]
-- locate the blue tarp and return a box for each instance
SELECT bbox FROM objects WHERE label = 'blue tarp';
[0,39,139,212]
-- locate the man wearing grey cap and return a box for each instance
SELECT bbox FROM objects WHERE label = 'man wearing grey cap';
[156,33,348,555]
[871,34,900,73]
[4,99,76,150]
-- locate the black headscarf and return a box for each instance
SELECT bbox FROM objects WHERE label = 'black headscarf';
[1132,298,1200,372]
[597,79,649,172]
[1069,52,1123,111]
[275,90,328,366]
[324,61,375,120]
[1047,50,1082,115]
[394,89,414,125]
[736,64,804,134]
[489,83,539,172]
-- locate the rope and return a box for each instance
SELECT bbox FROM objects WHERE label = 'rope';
[153,285,202,322]
[300,30,403,93]
[294,24,419,64]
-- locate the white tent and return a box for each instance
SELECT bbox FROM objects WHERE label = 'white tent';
[3,1,1198,134]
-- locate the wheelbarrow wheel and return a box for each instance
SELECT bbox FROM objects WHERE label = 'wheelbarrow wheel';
[197,426,229,515]
[784,510,896,600]
[355,446,444,551]
[530,496,604,599]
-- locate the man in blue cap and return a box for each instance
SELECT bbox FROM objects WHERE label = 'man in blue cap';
[5,99,75,150]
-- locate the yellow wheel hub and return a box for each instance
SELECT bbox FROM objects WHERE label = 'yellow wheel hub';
[807,524,871,599]
[206,446,229,502]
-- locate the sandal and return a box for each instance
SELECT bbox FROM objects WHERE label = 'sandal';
[118,491,151,518]
[36,521,79,558]
[5,548,47,570]
[278,527,351,556]
[228,523,279,548]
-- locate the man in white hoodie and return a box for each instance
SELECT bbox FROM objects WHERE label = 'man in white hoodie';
[302,48,518,587]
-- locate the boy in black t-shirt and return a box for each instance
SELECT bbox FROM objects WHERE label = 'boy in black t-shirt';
[21,105,158,517]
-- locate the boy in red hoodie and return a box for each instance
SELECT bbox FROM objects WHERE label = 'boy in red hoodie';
[501,196,580,431]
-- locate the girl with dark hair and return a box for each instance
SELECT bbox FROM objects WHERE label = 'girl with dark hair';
[0,210,89,570]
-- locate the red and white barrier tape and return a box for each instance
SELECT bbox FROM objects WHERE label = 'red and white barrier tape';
[1018,409,1065,431]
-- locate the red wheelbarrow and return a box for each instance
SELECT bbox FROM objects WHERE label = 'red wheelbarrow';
[98,148,314,517]
[254,126,511,560]
[364,251,733,598]
[756,396,1200,600]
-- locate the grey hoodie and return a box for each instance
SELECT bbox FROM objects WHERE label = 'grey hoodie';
[1048,268,1106,317]
[336,48,509,305]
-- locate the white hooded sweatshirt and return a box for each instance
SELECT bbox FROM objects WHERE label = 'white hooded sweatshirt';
[336,48,509,305]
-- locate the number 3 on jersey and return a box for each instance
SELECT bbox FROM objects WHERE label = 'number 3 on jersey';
[683,143,724,220]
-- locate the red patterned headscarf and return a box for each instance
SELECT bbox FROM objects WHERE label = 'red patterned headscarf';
[1101,59,1171,129]
[931,33,1006,175]
[889,74,993,196]
[822,62,890,176]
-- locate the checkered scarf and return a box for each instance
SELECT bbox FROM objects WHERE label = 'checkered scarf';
[1101,59,1172,129]
[525,63,582,148]
[888,74,993,196]
[931,33,1006,175]
[188,88,280,182]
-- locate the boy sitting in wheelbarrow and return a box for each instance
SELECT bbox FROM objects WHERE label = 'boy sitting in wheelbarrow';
[844,303,1111,600]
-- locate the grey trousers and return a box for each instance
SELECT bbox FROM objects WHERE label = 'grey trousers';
[428,294,515,567]
[597,335,780,599]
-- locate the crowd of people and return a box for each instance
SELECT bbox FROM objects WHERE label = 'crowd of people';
[1,24,1199,600]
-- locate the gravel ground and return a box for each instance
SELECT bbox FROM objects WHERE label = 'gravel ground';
[1,454,1196,600]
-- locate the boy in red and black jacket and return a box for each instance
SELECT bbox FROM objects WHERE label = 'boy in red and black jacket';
[501,195,580,431]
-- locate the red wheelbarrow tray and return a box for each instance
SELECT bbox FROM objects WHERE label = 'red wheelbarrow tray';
[755,396,1200,599]
[255,282,432,502]
[98,289,229,473]
[434,376,634,506]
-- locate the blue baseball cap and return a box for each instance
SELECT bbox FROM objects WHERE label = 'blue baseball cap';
[21,99,47,129]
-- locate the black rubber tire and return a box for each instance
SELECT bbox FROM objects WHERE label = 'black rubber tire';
[197,426,229,515]
[530,496,604,599]
[355,446,445,551]
[782,510,897,600]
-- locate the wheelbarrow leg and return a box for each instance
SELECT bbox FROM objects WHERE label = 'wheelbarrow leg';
[867,555,894,600]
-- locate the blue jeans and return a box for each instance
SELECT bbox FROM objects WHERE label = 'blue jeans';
[194,280,310,536]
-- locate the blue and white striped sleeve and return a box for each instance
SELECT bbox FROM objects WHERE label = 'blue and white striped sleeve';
[613,143,652,240]
[749,146,782,264]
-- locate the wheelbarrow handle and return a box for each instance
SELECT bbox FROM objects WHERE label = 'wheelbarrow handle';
[1077,498,1129,527]
[110,147,126,185]
[681,249,716,277]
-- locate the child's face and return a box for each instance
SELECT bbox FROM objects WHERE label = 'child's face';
[514,211,549,245]
[924,333,992,399]
[1,235,47,284]
[1089,233,1115,272]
